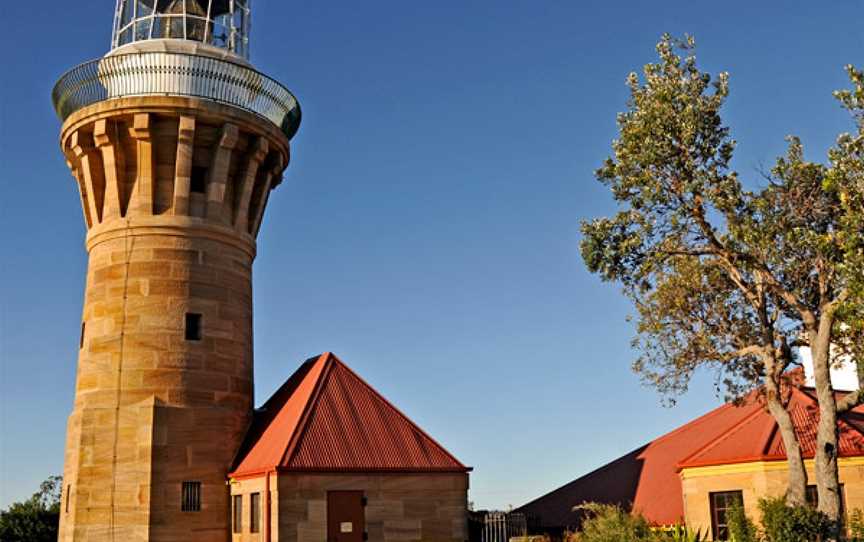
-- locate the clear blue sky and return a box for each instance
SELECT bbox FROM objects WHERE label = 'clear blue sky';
[1,0,862,510]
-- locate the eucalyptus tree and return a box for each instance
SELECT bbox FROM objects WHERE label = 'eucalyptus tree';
[581,35,862,533]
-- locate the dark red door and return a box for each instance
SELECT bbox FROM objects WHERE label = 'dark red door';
[327,491,365,542]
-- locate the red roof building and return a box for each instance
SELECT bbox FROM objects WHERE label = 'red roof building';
[517,386,864,540]
[228,353,470,542]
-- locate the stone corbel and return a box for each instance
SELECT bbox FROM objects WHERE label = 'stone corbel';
[234,137,269,233]
[206,123,239,221]
[173,116,197,216]
[70,130,105,226]
[93,119,125,220]
[130,113,154,216]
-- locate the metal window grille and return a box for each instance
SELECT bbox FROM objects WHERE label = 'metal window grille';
[181,481,202,512]
[250,492,261,533]
[232,495,243,533]
[112,0,252,58]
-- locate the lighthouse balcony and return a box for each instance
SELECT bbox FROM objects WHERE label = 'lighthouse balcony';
[52,50,301,140]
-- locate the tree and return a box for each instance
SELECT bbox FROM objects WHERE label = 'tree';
[580,34,862,536]
[0,476,62,542]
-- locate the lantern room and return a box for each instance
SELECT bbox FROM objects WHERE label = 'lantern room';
[112,0,251,58]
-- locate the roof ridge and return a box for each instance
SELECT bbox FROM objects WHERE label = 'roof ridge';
[647,393,759,447]
[315,352,469,470]
[677,399,770,469]
[279,352,335,468]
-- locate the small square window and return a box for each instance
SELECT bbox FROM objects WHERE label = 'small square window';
[250,492,261,533]
[181,481,201,512]
[190,166,208,194]
[233,494,243,533]
[185,313,202,341]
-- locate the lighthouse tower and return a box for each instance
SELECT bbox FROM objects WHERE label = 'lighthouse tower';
[51,2,300,540]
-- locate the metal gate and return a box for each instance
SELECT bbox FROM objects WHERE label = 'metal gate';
[469,511,528,542]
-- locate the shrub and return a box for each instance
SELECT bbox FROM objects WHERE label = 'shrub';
[848,509,864,542]
[726,504,758,542]
[572,503,661,542]
[758,497,830,542]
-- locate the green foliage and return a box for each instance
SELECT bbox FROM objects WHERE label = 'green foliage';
[579,33,862,405]
[662,524,706,542]
[0,476,62,542]
[758,497,830,542]
[848,508,864,541]
[726,504,758,542]
[572,503,661,542]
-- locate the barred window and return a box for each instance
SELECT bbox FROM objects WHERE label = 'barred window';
[250,492,261,533]
[181,481,201,512]
[233,495,243,533]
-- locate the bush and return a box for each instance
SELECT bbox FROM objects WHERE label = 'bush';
[572,503,660,542]
[726,504,758,542]
[758,497,830,542]
[848,509,864,542]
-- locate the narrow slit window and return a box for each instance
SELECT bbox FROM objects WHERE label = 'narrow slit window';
[65,485,71,513]
[181,481,201,512]
[190,166,208,193]
[79,322,86,349]
[233,494,243,533]
[185,313,202,341]
[250,492,260,533]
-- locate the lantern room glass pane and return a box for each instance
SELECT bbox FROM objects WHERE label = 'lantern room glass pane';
[113,0,252,58]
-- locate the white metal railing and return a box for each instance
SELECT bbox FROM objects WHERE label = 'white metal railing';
[51,52,301,140]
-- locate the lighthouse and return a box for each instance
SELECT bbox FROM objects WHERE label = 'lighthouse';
[51,1,300,539]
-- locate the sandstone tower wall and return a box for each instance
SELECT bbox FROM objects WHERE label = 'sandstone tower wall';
[57,96,290,542]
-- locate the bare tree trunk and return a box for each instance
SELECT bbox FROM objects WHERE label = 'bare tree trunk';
[765,378,808,506]
[811,323,844,540]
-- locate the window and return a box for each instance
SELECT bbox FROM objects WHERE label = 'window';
[190,166,208,193]
[181,481,201,512]
[185,313,202,341]
[710,490,743,541]
[250,492,261,533]
[233,495,243,533]
[65,485,71,513]
[79,322,86,349]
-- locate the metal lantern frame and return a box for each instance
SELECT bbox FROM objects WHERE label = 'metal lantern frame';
[112,0,252,58]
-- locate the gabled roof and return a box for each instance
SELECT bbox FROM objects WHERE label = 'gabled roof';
[678,387,864,469]
[230,353,469,478]
[517,384,864,529]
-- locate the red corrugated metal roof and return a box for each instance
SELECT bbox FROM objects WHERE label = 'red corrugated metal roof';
[678,387,864,468]
[517,382,864,529]
[230,353,469,477]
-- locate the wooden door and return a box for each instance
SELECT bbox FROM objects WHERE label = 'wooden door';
[327,491,365,542]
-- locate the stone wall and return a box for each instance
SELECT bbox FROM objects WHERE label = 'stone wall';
[56,95,291,542]
[230,473,469,542]
[680,458,864,536]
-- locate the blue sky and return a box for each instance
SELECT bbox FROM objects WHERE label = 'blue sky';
[0,0,862,510]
